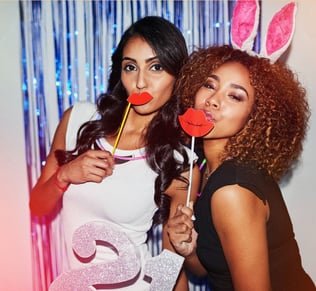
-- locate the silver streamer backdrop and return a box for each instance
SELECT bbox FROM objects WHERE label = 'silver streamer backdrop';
[19,0,261,290]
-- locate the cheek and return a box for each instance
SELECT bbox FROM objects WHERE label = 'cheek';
[230,110,250,130]
[154,80,174,97]
[121,74,135,92]
[164,82,174,94]
[120,76,129,91]
[194,91,205,108]
[163,78,175,90]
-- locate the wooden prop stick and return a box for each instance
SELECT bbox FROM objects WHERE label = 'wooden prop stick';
[186,136,195,206]
[178,108,214,207]
[112,103,131,155]
[111,92,153,155]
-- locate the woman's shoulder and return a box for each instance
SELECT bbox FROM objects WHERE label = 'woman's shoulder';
[67,101,99,128]
[70,101,98,119]
[215,160,267,179]
[209,160,274,202]
[174,144,199,163]
[65,101,99,149]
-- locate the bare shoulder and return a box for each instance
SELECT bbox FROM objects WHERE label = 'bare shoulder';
[211,184,269,232]
[51,106,73,152]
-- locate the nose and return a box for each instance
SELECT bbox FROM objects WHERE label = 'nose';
[205,95,219,109]
[136,70,147,90]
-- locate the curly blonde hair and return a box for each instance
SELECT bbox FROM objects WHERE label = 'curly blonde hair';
[175,45,310,181]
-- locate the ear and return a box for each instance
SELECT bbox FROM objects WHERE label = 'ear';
[261,2,297,63]
[231,0,260,52]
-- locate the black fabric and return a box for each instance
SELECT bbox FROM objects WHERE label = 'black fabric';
[194,160,315,291]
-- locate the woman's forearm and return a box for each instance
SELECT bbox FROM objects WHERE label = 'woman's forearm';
[29,172,66,216]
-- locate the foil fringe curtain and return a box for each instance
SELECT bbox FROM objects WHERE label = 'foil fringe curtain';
[20,1,260,290]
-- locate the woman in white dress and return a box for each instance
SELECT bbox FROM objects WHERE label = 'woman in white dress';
[30,16,200,291]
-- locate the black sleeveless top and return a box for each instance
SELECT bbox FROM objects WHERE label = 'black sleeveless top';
[194,160,315,291]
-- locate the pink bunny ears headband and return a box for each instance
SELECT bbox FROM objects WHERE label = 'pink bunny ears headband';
[231,0,297,63]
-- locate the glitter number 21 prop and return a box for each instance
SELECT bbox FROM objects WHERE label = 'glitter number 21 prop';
[49,221,184,291]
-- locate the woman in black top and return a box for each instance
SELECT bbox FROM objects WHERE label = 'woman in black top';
[167,45,315,291]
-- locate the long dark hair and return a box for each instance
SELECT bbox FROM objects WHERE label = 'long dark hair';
[55,16,190,224]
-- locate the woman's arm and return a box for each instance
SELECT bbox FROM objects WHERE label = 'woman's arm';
[166,201,207,277]
[212,184,271,291]
[162,164,201,291]
[29,107,115,216]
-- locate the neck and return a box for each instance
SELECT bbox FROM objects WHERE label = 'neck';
[106,107,153,150]
[203,139,227,175]
[128,107,154,127]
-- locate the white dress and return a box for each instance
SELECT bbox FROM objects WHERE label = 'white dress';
[50,101,197,290]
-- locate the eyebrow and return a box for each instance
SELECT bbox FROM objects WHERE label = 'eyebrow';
[122,56,159,63]
[231,84,250,98]
[209,74,250,98]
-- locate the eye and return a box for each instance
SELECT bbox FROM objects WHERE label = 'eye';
[123,63,137,72]
[228,90,247,102]
[203,80,216,90]
[150,63,163,71]
[229,84,250,102]
[228,94,243,102]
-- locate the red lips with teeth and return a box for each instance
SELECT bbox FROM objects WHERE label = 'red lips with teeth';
[127,92,153,105]
[178,108,214,137]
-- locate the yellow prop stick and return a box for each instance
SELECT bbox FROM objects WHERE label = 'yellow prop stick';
[112,102,131,155]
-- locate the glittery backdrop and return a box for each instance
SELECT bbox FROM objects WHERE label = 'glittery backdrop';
[19,1,261,290]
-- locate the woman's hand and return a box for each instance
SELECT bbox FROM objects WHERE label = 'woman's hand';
[167,203,197,258]
[30,107,116,216]
[57,149,115,185]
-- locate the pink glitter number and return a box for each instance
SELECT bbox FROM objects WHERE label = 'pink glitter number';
[144,249,184,290]
[49,221,141,290]
[49,221,184,290]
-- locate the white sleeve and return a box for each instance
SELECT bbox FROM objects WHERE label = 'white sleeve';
[174,146,198,164]
[65,101,98,150]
